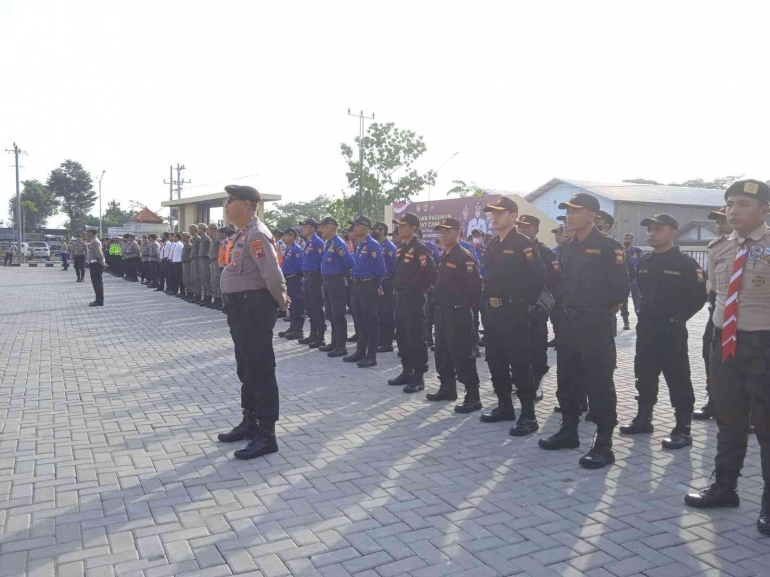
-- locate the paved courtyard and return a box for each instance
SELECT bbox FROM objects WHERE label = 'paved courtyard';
[0,267,768,577]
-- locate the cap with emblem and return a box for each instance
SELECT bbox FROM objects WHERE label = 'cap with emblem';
[597,210,615,227]
[725,179,770,204]
[640,213,679,230]
[393,212,420,228]
[224,184,261,203]
[708,206,727,220]
[558,192,601,213]
[353,215,373,228]
[483,196,518,213]
[302,218,319,228]
[515,215,540,228]
[434,217,461,231]
[320,216,339,227]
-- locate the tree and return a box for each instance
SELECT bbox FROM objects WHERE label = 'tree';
[622,178,663,185]
[47,160,96,234]
[84,200,138,229]
[668,176,742,189]
[7,180,59,231]
[446,180,485,197]
[263,194,356,233]
[340,122,436,221]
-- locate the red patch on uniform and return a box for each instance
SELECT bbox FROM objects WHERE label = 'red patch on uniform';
[523,247,533,261]
[615,249,624,265]
[696,266,705,283]
[251,239,264,259]
[419,254,427,267]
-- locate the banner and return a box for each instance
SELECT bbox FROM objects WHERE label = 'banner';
[392,195,499,241]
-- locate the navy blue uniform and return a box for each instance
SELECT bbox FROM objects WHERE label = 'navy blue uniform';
[301,233,326,342]
[471,242,488,351]
[379,238,398,348]
[281,242,305,334]
[321,236,355,351]
[351,235,386,358]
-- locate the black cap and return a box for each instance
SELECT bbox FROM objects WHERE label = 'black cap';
[284,227,297,237]
[302,218,319,228]
[393,212,420,228]
[224,184,261,203]
[556,215,566,221]
[725,179,770,204]
[434,217,461,231]
[373,221,388,232]
[708,206,727,220]
[218,227,230,233]
[597,210,615,227]
[515,215,540,228]
[353,215,372,228]
[271,228,282,236]
[471,228,484,236]
[640,213,679,230]
[558,193,601,213]
[551,224,564,233]
[320,216,339,227]
[483,196,519,213]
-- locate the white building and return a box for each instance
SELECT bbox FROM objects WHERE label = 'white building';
[107,207,169,238]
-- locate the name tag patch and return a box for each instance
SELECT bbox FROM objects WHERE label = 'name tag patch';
[585,248,601,255]
[503,249,515,255]
[663,269,681,276]
[446,262,457,269]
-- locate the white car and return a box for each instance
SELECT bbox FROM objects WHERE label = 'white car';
[27,241,51,260]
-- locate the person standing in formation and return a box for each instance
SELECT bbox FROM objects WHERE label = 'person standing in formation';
[374,221,397,353]
[298,218,326,348]
[86,228,107,307]
[168,233,184,296]
[123,234,140,282]
[179,232,192,299]
[156,233,171,292]
[197,223,212,306]
[207,226,224,310]
[72,234,87,282]
[319,217,355,357]
[278,228,306,340]
[620,232,645,330]
[60,239,70,271]
[186,225,200,302]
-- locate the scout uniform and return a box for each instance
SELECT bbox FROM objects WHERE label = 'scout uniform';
[208,226,223,309]
[188,232,201,301]
[198,226,212,304]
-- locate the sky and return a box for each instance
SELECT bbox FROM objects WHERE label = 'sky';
[1,0,768,228]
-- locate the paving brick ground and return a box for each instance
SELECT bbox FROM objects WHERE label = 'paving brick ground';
[0,267,767,577]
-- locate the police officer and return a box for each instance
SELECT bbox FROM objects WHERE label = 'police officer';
[278,228,306,340]
[346,216,386,368]
[298,218,326,348]
[196,223,212,305]
[86,228,107,306]
[693,206,733,420]
[427,218,483,413]
[420,229,442,350]
[477,197,546,437]
[71,234,87,282]
[179,232,192,298]
[684,179,770,534]
[374,221,397,352]
[206,224,222,309]
[319,217,355,357]
[539,193,629,469]
[389,212,437,392]
[217,185,288,460]
[123,234,140,281]
[619,214,707,450]
[186,225,200,301]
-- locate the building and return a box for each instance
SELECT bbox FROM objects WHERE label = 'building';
[160,191,281,232]
[107,207,169,238]
[525,178,725,248]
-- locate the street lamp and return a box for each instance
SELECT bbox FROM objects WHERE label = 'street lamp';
[97,170,105,237]
[428,151,460,202]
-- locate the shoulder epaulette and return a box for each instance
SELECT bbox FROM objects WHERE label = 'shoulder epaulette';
[707,235,726,249]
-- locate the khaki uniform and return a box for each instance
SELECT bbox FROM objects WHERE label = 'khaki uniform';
[209,236,222,299]
[190,235,201,295]
[199,233,212,297]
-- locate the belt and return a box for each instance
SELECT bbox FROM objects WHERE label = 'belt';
[435,303,465,310]
[638,316,683,324]
[486,297,518,308]
[222,289,269,303]
[303,269,321,275]
[88,259,100,264]
[353,277,375,283]
[285,274,298,279]
[563,306,609,317]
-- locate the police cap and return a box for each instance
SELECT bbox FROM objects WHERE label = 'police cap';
[393,212,420,228]
[284,227,297,237]
[434,217,461,231]
[320,216,339,227]
[725,179,770,204]
[558,192,601,213]
[218,227,231,233]
[597,210,615,227]
[551,224,565,234]
[515,215,540,228]
[556,215,566,221]
[483,196,518,213]
[353,215,373,228]
[224,184,261,203]
[373,221,388,232]
[640,213,679,230]
[707,206,727,220]
[302,218,319,228]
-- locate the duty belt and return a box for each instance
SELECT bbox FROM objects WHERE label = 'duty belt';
[486,297,517,308]
[285,274,298,279]
[563,306,608,317]
[353,277,375,283]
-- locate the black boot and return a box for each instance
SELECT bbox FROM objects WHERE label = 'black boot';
[308,334,326,349]
[377,344,394,353]
[347,333,359,343]
[619,402,654,434]
[278,329,290,337]
[234,422,278,460]
[343,348,366,363]
[758,486,770,535]
[684,469,740,508]
[327,346,347,358]
[426,386,458,402]
[692,398,714,420]
[298,334,315,345]
[403,373,425,394]
[357,348,377,368]
[217,411,258,443]
[662,411,693,450]
[479,394,516,423]
[538,417,580,450]
[509,400,539,437]
[284,331,304,341]
[319,342,337,352]
[388,368,412,386]
[454,385,482,414]
[579,429,615,469]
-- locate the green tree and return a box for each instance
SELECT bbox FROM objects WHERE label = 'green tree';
[668,176,742,189]
[340,122,436,221]
[84,200,139,228]
[7,180,59,231]
[446,180,485,197]
[622,178,663,185]
[47,160,97,234]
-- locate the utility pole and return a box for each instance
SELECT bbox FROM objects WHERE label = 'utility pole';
[163,164,190,230]
[5,143,27,262]
[347,109,374,217]
[97,170,106,238]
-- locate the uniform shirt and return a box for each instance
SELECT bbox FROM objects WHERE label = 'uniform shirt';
[60,243,70,255]
[71,240,87,256]
[149,241,160,262]
[433,243,483,308]
[86,238,104,265]
[381,238,398,277]
[537,241,558,292]
[190,235,200,259]
[199,233,211,259]
[301,233,324,271]
[484,229,546,304]
[425,241,442,264]
[123,240,140,259]
[321,236,354,275]
[636,246,707,321]
[625,245,645,285]
[209,237,220,261]
[181,241,192,262]
[394,236,437,292]
[473,242,488,278]
[557,227,629,309]
[281,242,304,275]
[220,217,287,308]
[710,222,770,331]
[352,234,386,283]
[160,241,172,259]
[140,243,151,261]
[172,241,184,263]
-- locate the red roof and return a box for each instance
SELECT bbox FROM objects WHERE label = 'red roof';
[131,207,164,224]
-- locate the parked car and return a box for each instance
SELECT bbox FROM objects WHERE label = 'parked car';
[27,241,51,260]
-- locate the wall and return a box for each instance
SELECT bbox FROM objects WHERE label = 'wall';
[614,203,720,246]
[528,183,614,220]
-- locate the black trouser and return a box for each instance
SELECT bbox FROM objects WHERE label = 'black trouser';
[4,252,12,266]
[302,270,326,339]
[529,307,550,380]
[224,290,279,424]
[172,262,184,294]
[423,287,435,345]
[434,305,479,395]
[74,255,86,280]
[550,298,562,341]
[109,255,122,276]
[483,301,536,402]
[634,317,694,412]
[89,262,104,304]
[396,290,428,374]
[557,308,618,429]
[323,274,348,348]
[620,283,641,322]
[378,276,395,346]
[702,306,716,398]
[285,274,305,333]
[711,328,770,482]
[61,253,69,270]
[157,260,167,290]
[352,279,380,356]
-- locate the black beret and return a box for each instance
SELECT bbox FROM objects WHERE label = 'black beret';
[224,184,261,203]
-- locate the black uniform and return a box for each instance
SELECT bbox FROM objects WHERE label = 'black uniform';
[530,241,558,383]
[433,244,483,398]
[634,247,707,412]
[394,237,437,378]
[482,230,546,409]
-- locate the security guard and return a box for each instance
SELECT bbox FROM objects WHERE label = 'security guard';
[86,228,107,306]
[374,221,397,352]
[186,225,201,302]
[217,185,288,460]
[549,224,566,347]
[388,212,437,392]
[207,224,223,309]
[470,228,488,353]
[346,216,386,368]
[278,228,305,340]
[421,229,442,350]
[478,197,546,437]
[539,193,629,469]
[684,179,770,535]
[619,214,707,450]
[298,218,326,348]
[693,206,733,420]
[320,217,355,356]
[427,218,483,413]
[179,232,192,298]
[515,214,558,402]
[197,223,212,305]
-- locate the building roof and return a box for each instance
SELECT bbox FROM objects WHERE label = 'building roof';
[525,178,725,207]
[131,207,164,224]
[160,191,281,207]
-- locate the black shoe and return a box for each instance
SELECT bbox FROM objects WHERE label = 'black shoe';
[154,287,165,292]
[430,345,435,351]
[685,481,740,509]
[477,338,485,347]
[327,347,347,358]
[88,301,104,307]
[217,412,257,443]
[758,486,770,535]
[479,404,516,423]
[308,339,325,349]
[387,370,413,386]
[454,400,482,414]
[282,316,292,322]
[343,350,366,363]
[579,431,615,469]
[426,390,458,402]
[233,428,278,460]
[662,413,693,450]
[547,339,556,348]
[623,322,631,330]
[298,336,315,345]
[403,375,425,394]
[619,406,654,435]
[553,406,562,413]
[210,298,223,309]
[509,416,539,437]
[347,334,359,343]
[284,332,303,341]
[357,358,377,368]
[692,401,715,420]
[318,343,336,352]
[472,348,481,358]
[538,422,580,450]
[278,330,289,338]
[377,344,394,353]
